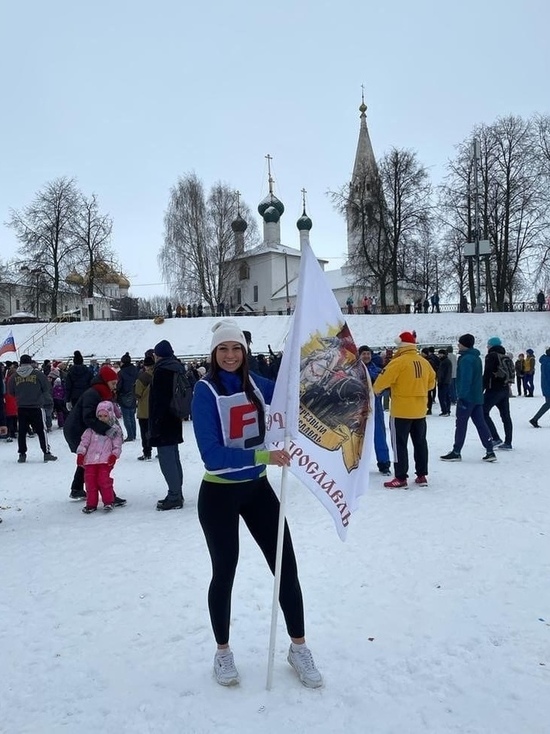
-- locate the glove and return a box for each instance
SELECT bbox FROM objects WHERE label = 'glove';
[107,454,117,468]
[66,402,72,411]
[76,454,85,466]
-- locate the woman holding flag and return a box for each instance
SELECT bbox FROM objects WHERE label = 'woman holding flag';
[192,320,322,689]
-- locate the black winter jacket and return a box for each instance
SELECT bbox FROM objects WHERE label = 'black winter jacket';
[117,363,139,408]
[437,356,452,386]
[65,364,92,405]
[483,345,508,391]
[148,357,184,447]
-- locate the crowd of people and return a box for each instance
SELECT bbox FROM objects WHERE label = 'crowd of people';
[1,320,549,689]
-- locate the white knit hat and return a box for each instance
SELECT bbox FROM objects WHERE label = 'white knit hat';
[210,320,247,352]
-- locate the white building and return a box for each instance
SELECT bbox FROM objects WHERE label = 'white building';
[224,100,416,315]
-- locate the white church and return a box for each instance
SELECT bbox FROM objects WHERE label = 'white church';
[225,99,416,316]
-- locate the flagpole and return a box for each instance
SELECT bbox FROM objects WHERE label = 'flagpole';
[265,434,291,690]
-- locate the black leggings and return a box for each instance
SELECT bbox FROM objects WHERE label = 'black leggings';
[198,476,305,645]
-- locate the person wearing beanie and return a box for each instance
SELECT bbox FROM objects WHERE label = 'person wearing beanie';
[440,335,496,463]
[373,330,436,489]
[149,340,187,510]
[6,356,57,463]
[76,401,124,513]
[63,364,126,505]
[458,333,475,350]
[153,340,175,359]
[522,349,536,397]
[514,353,525,396]
[358,346,391,475]
[116,353,139,442]
[191,320,323,689]
[135,357,155,460]
[482,337,514,450]
[48,367,68,429]
[436,349,452,416]
[65,350,92,408]
[529,348,550,427]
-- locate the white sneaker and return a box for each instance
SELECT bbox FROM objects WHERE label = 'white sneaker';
[287,644,323,688]
[213,650,240,686]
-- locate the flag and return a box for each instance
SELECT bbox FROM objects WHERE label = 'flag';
[266,241,374,540]
[0,330,16,357]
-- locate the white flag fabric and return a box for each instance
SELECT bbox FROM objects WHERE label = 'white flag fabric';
[266,242,374,540]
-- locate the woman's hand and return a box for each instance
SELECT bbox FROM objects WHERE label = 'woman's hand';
[267,449,291,467]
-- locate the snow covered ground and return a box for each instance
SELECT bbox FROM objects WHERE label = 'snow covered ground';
[1,312,549,733]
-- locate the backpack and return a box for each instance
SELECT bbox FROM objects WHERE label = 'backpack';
[169,370,190,419]
[494,353,515,384]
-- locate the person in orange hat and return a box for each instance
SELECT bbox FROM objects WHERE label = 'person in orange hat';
[373,331,435,489]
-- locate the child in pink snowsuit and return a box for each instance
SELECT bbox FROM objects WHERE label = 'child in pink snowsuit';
[76,401,123,513]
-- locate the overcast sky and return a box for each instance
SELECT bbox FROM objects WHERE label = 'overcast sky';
[1,0,548,298]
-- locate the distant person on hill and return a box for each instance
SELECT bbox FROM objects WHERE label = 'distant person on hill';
[65,350,92,408]
[536,289,545,311]
[529,348,550,428]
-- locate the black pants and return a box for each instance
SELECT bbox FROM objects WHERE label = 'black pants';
[198,476,305,645]
[483,388,513,444]
[438,383,451,415]
[6,415,17,438]
[138,417,151,457]
[389,416,428,480]
[71,465,85,492]
[17,407,49,456]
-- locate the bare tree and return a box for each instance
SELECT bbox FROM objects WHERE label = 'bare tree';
[159,173,258,312]
[70,193,114,320]
[331,148,432,309]
[7,177,80,318]
[533,114,550,283]
[440,115,549,309]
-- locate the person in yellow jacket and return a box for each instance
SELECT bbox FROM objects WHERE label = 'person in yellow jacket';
[373,331,436,489]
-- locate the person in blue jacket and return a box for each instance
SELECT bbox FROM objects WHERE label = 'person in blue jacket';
[440,333,496,462]
[192,320,322,690]
[358,346,391,474]
[529,347,550,427]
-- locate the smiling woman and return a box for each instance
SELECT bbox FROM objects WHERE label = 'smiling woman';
[190,319,323,689]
